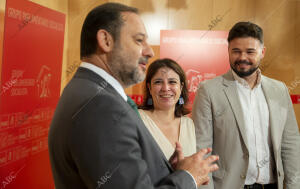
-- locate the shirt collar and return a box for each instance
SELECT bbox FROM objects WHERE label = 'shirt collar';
[80,62,127,101]
[231,68,262,89]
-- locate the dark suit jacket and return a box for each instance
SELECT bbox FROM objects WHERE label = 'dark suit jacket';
[48,67,195,189]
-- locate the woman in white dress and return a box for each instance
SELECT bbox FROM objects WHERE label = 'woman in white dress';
[139,58,196,161]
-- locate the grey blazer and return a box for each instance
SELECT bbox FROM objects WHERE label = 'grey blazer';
[192,71,300,189]
[48,67,196,189]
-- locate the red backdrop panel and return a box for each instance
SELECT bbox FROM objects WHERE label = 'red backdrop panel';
[0,0,65,188]
[160,30,230,110]
[291,95,300,104]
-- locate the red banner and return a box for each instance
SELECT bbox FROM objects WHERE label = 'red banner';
[0,0,65,188]
[160,30,230,109]
[291,95,300,104]
[128,94,143,106]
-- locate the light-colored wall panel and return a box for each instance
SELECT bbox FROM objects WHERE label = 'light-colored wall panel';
[257,0,298,80]
[65,0,108,87]
[294,1,300,126]
[254,0,299,126]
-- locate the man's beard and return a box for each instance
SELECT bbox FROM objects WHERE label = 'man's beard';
[108,46,146,87]
[231,60,259,78]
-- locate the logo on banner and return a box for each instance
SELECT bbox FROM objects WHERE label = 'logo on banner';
[186,69,216,93]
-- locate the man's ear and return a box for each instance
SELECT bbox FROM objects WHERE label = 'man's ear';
[96,29,114,53]
[261,46,266,58]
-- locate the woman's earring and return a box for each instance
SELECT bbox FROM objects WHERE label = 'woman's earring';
[147,97,153,105]
[178,97,184,105]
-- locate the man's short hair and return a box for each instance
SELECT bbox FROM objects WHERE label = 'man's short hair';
[80,3,138,59]
[227,21,264,44]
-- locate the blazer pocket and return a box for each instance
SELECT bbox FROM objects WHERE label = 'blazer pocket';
[212,168,225,179]
[213,108,226,118]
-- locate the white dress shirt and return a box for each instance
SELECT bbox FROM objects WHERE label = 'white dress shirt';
[80,62,127,101]
[232,70,276,185]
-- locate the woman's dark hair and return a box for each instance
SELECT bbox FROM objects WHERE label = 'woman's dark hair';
[227,21,264,44]
[140,58,190,117]
[80,3,138,59]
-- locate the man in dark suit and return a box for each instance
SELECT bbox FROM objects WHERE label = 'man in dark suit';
[48,3,219,189]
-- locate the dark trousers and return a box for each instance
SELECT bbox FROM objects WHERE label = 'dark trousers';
[244,183,277,189]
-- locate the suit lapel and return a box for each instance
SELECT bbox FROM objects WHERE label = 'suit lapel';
[222,71,249,151]
[261,76,285,158]
[75,67,175,171]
